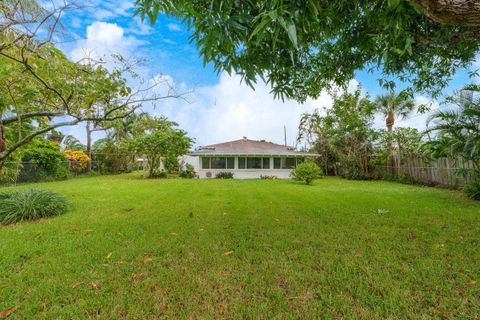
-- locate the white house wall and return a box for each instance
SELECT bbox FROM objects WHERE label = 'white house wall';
[182,156,295,179]
[196,169,292,179]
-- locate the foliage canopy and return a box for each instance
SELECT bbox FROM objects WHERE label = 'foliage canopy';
[135,0,480,101]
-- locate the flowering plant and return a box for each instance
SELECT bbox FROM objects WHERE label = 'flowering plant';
[65,150,90,172]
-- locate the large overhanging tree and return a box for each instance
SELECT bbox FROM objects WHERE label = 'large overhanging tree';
[135,0,480,101]
[0,1,187,170]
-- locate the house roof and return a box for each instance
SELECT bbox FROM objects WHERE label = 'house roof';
[189,138,318,156]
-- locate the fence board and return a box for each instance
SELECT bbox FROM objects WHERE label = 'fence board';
[376,156,476,188]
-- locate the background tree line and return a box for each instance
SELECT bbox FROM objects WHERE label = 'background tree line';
[297,85,480,198]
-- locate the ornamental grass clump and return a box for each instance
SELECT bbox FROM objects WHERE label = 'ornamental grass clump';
[0,189,68,225]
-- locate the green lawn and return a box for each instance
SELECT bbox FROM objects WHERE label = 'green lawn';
[1,175,479,319]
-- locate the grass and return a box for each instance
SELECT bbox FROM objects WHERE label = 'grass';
[0,174,479,319]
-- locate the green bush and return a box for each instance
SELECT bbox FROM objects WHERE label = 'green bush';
[150,169,168,179]
[164,156,180,173]
[215,172,234,179]
[291,162,323,185]
[179,163,196,178]
[17,139,70,182]
[464,181,480,200]
[92,138,133,174]
[0,189,68,225]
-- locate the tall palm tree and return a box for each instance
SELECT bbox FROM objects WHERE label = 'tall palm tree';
[375,92,415,171]
[376,92,415,132]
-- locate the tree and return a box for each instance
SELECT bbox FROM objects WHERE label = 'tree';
[374,127,423,169]
[375,92,415,170]
[425,85,480,169]
[129,117,193,178]
[297,88,376,179]
[325,88,376,179]
[62,135,86,151]
[297,110,337,175]
[0,2,187,170]
[290,162,323,185]
[135,0,480,102]
[376,92,416,133]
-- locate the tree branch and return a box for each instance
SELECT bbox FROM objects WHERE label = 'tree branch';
[413,0,480,27]
[1,111,65,125]
[0,119,80,161]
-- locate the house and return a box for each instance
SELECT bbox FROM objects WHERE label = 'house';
[183,138,318,179]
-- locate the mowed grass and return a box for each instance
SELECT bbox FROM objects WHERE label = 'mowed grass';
[1,175,479,319]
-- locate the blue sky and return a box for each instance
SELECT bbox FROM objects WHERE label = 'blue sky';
[52,0,477,147]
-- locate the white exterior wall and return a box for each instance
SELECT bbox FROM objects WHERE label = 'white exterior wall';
[197,168,292,179]
[182,155,295,179]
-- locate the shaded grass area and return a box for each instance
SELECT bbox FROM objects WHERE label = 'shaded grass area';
[1,175,479,318]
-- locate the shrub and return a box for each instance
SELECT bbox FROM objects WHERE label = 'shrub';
[260,175,277,179]
[92,138,132,174]
[291,162,323,185]
[65,150,90,173]
[0,189,68,225]
[179,163,196,178]
[215,172,234,179]
[464,181,480,200]
[18,139,69,182]
[164,156,180,173]
[150,169,168,179]
[0,164,20,186]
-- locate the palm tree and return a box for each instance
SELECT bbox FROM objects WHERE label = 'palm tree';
[426,87,480,169]
[375,92,415,171]
[376,92,415,133]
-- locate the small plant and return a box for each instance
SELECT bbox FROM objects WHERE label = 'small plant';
[179,163,196,178]
[151,169,168,179]
[375,208,390,215]
[260,175,277,179]
[463,180,480,200]
[215,172,234,179]
[0,189,68,225]
[291,162,323,185]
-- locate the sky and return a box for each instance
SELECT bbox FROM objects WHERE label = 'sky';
[48,0,476,147]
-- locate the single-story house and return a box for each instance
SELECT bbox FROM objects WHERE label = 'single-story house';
[183,138,318,179]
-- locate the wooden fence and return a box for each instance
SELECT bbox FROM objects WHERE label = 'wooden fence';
[375,157,476,187]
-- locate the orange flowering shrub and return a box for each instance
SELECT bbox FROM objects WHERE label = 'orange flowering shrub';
[65,150,90,173]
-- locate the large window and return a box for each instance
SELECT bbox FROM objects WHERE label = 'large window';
[201,157,234,169]
[202,157,210,169]
[227,158,234,169]
[247,157,262,169]
[238,157,270,169]
[238,157,246,169]
[273,157,296,169]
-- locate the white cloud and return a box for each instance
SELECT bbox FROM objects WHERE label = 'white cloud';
[70,21,144,64]
[167,23,182,32]
[146,72,348,147]
[60,69,438,147]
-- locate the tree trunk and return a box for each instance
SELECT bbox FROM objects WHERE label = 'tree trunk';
[0,123,5,155]
[0,122,5,172]
[148,158,156,178]
[386,114,395,174]
[414,0,480,26]
[86,121,92,172]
